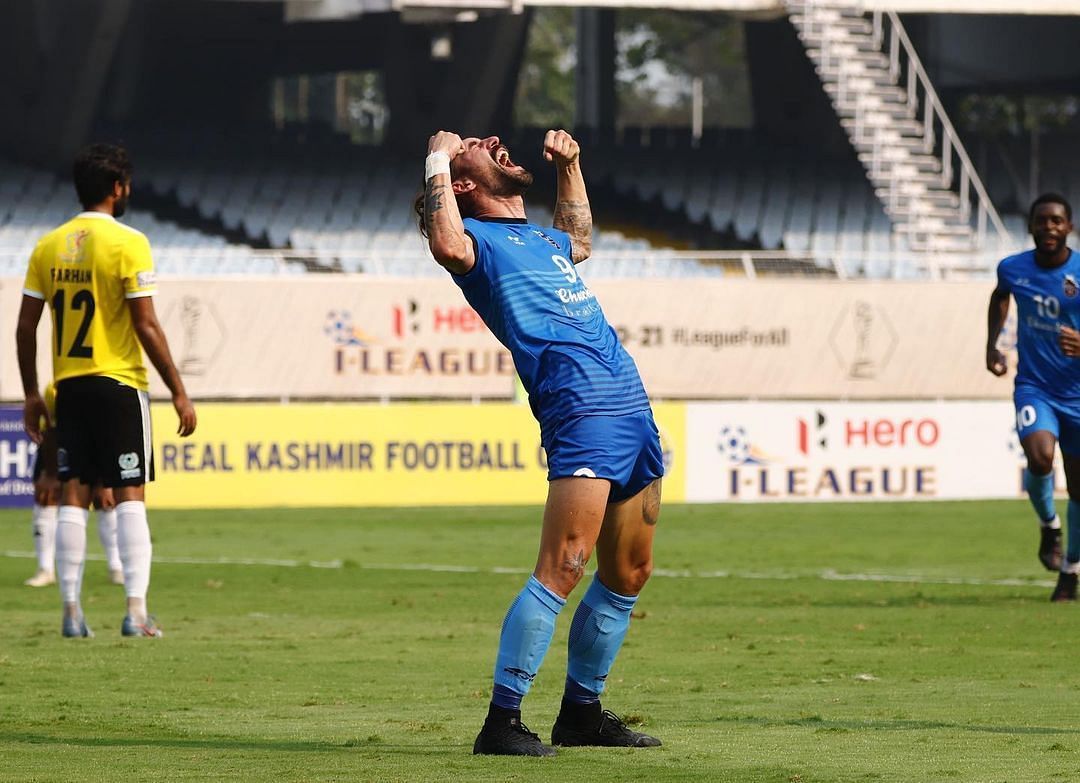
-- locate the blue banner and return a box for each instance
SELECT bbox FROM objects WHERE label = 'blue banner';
[0,406,36,508]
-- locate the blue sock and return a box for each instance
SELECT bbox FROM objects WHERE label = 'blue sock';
[491,575,565,712]
[564,575,638,705]
[1067,500,1080,565]
[1024,468,1057,524]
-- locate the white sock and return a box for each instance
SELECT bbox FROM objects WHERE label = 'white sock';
[32,504,58,573]
[1044,515,1062,530]
[56,506,89,604]
[96,508,123,571]
[116,501,152,600]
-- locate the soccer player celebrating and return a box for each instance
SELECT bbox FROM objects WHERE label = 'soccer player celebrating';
[417,130,663,756]
[16,143,196,637]
[988,193,1080,601]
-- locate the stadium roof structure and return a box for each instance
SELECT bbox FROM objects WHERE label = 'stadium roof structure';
[281,0,1080,21]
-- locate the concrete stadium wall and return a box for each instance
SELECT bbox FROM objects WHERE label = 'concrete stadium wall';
[0,276,1017,402]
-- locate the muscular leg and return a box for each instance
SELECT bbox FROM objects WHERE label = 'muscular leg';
[113,485,153,623]
[554,479,663,747]
[563,479,660,701]
[596,478,661,595]
[26,476,60,586]
[475,478,610,756]
[1022,431,1065,572]
[1061,455,1080,572]
[94,487,123,582]
[534,478,612,596]
[57,481,94,622]
[487,478,610,712]
[1022,431,1059,523]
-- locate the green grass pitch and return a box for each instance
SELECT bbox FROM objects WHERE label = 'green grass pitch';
[1,500,1078,782]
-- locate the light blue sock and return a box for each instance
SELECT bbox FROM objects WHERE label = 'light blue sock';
[564,575,638,704]
[491,575,565,711]
[1067,500,1080,565]
[1024,468,1057,524]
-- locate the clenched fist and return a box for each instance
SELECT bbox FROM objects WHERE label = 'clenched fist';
[1060,325,1080,358]
[543,129,579,166]
[428,131,465,159]
[986,347,1007,376]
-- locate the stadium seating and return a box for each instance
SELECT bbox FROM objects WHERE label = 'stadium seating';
[5,125,1078,279]
[0,159,276,275]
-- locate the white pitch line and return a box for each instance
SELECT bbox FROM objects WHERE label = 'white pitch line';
[1,550,1056,588]
[2,550,344,570]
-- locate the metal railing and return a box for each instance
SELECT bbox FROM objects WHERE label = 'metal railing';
[0,246,1011,280]
[788,0,1010,253]
[870,8,1009,248]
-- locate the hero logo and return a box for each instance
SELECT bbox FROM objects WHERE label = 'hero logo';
[797,411,828,455]
[797,414,939,454]
[392,299,487,338]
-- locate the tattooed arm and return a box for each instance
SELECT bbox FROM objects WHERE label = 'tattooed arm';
[424,131,475,275]
[545,129,592,264]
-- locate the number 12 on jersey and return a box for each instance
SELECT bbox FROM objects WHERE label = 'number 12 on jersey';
[51,289,95,358]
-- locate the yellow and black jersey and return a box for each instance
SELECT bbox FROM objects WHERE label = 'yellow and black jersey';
[23,212,156,391]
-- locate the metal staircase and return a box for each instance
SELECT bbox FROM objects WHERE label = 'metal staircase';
[785,0,1010,273]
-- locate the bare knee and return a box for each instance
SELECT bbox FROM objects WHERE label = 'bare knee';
[536,542,591,598]
[602,557,653,597]
[1029,452,1055,476]
[1026,437,1056,476]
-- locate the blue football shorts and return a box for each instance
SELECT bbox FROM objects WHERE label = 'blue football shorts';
[543,409,665,502]
[1014,384,1080,456]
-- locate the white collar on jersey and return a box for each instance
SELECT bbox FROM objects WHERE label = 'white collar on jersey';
[75,211,116,221]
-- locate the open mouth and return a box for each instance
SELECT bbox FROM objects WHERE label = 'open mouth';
[494,146,515,168]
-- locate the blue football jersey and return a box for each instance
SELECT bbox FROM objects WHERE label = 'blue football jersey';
[453,217,651,435]
[997,248,1080,398]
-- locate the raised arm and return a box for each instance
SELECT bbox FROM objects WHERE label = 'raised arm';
[986,286,1010,376]
[15,294,47,443]
[423,131,475,276]
[127,296,197,436]
[546,129,592,264]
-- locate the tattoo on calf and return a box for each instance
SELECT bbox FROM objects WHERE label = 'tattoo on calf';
[564,549,588,578]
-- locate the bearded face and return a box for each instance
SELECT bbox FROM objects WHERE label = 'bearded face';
[454,137,533,198]
[112,181,131,218]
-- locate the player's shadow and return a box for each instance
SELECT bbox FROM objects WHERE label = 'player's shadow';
[712,714,1080,735]
[780,589,1053,609]
[0,732,466,753]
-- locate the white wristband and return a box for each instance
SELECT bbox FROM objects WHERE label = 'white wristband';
[425,151,451,180]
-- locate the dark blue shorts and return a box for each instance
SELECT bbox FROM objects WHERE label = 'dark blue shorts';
[1015,384,1080,456]
[544,410,664,502]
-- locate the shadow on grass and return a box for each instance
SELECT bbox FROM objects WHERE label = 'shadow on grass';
[792,592,1043,609]
[1,732,468,753]
[712,714,1080,735]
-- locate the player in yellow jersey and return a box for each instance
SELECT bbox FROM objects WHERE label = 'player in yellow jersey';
[25,382,126,588]
[15,143,197,638]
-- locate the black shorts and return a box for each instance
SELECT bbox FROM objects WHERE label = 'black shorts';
[55,376,155,488]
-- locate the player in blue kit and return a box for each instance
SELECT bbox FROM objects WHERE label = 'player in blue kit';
[415,129,664,756]
[987,193,1080,601]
